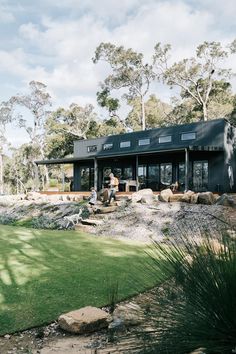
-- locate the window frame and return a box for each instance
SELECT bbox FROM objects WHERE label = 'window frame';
[103,143,113,151]
[138,138,150,146]
[120,141,131,148]
[158,135,172,144]
[87,145,97,153]
[181,132,196,141]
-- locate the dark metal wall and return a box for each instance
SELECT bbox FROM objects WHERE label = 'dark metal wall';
[73,151,225,192]
[74,119,225,159]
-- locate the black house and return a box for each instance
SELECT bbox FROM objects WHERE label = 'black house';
[37,118,236,193]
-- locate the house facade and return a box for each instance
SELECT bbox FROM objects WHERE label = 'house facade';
[36,118,236,193]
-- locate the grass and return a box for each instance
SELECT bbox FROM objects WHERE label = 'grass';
[0,225,160,335]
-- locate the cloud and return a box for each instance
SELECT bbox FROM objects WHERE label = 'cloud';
[0,0,235,124]
[0,2,15,23]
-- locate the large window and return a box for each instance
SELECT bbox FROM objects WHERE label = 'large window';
[193,161,208,191]
[178,163,185,186]
[159,135,172,144]
[120,141,131,148]
[138,165,147,189]
[148,165,159,191]
[122,167,133,180]
[160,163,172,185]
[181,132,196,141]
[81,167,94,191]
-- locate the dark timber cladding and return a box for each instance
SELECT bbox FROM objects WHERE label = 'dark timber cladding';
[36,118,236,193]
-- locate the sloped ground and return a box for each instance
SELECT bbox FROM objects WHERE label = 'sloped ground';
[91,201,234,243]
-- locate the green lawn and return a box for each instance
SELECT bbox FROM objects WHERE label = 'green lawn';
[0,225,159,335]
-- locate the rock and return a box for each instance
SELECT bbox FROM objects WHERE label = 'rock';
[81,219,103,226]
[96,206,118,214]
[185,190,195,196]
[58,306,112,334]
[25,192,42,201]
[4,334,11,339]
[169,193,183,202]
[159,188,173,202]
[215,194,236,208]
[180,190,195,203]
[113,302,143,326]
[131,189,154,204]
[198,192,215,205]
[190,193,199,204]
[189,348,206,354]
[108,317,126,332]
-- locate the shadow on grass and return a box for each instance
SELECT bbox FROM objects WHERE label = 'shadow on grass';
[0,225,160,335]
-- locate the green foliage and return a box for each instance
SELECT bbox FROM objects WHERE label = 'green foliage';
[97,86,120,116]
[0,225,159,335]
[126,94,171,130]
[154,40,236,121]
[140,231,236,353]
[31,215,57,229]
[49,179,58,187]
[93,42,156,130]
[106,278,119,313]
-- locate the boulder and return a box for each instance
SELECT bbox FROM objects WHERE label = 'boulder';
[113,302,144,326]
[58,306,112,334]
[169,193,183,202]
[159,188,173,202]
[25,192,42,201]
[108,317,126,332]
[190,193,199,204]
[81,219,103,226]
[131,189,154,204]
[198,192,215,205]
[96,206,118,214]
[189,348,206,354]
[215,194,236,208]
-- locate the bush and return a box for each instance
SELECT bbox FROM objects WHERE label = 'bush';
[31,216,57,230]
[0,215,15,225]
[141,231,236,354]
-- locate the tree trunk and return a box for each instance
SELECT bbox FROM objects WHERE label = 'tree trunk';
[0,154,3,195]
[202,102,208,121]
[44,165,49,188]
[33,162,40,191]
[141,96,146,130]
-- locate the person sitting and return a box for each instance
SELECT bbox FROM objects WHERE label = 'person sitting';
[171,181,179,192]
[88,187,97,209]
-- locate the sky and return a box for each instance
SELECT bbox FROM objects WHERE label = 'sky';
[0,0,236,147]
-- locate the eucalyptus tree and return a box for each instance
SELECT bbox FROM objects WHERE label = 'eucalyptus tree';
[126,94,172,131]
[0,101,13,193]
[153,40,236,121]
[9,81,51,190]
[93,43,156,130]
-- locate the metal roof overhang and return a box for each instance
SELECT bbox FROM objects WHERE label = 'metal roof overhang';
[36,146,223,165]
[35,156,94,165]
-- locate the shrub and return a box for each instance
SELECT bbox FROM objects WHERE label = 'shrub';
[141,231,236,354]
[31,216,57,230]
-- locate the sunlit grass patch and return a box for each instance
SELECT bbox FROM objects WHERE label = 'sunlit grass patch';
[0,225,160,335]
